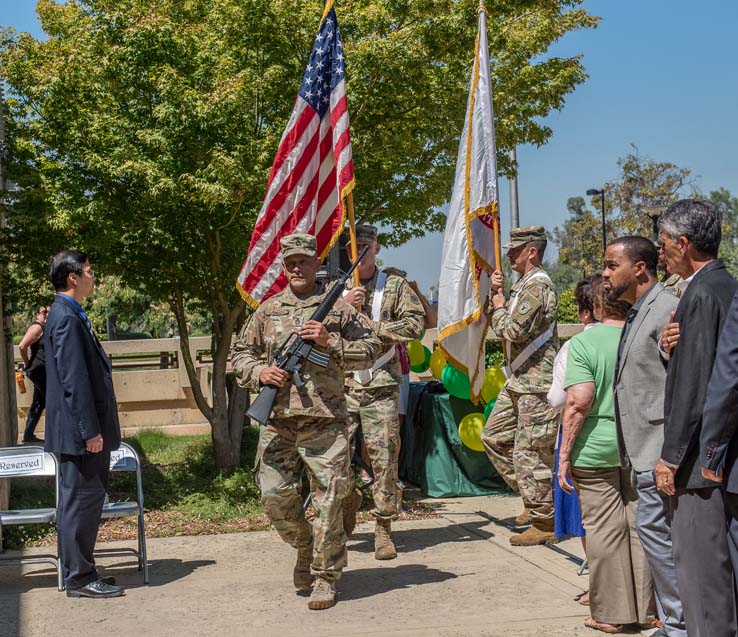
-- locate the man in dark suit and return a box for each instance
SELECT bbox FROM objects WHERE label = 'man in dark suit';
[702,290,738,586]
[604,236,684,637]
[656,200,737,637]
[45,250,124,598]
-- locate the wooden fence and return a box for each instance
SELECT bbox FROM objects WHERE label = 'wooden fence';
[14,325,585,439]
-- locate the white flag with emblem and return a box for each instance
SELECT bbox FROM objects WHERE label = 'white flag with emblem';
[437,3,499,404]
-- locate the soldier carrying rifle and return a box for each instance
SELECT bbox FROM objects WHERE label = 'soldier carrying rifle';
[231,233,381,610]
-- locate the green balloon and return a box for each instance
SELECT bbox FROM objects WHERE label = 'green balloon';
[410,346,432,373]
[484,399,496,421]
[441,364,471,400]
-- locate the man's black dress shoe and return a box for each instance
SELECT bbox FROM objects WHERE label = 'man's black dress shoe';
[22,435,43,444]
[101,576,116,585]
[66,579,125,598]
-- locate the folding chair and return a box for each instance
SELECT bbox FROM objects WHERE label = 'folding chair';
[0,445,63,591]
[99,442,149,584]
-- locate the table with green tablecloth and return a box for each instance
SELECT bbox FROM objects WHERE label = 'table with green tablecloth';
[399,382,509,498]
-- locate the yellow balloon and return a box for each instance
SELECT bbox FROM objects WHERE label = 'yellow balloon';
[407,340,425,366]
[429,348,446,380]
[458,412,486,452]
[481,366,507,403]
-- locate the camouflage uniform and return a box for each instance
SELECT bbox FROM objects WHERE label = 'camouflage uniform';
[662,272,683,297]
[231,234,381,583]
[344,226,425,521]
[481,228,559,531]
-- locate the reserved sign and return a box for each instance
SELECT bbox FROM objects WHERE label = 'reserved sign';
[0,452,48,476]
[110,446,135,469]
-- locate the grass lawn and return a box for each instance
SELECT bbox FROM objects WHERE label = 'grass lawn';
[3,426,436,550]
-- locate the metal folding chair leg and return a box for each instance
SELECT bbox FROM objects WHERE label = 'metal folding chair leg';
[577,558,588,576]
[57,537,64,591]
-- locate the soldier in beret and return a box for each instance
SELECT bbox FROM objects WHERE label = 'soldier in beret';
[232,232,382,610]
[481,226,560,546]
[342,224,425,559]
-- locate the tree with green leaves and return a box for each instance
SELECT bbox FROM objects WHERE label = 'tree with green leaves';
[707,188,738,277]
[551,196,610,276]
[553,148,695,277]
[1,0,598,470]
[604,147,694,237]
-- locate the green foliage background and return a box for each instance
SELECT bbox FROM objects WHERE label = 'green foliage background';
[1,0,598,467]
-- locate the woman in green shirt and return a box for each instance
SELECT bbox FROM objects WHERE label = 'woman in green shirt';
[559,278,654,634]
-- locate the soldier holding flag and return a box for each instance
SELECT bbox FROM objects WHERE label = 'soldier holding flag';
[232,0,374,610]
[482,226,560,546]
[342,224,425,559]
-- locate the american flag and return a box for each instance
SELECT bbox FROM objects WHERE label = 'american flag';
[237,4,355,307]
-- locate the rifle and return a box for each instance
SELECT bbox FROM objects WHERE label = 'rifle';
[246,245,370,426]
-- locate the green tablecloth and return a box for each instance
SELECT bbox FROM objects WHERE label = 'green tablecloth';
[400,382,509,498]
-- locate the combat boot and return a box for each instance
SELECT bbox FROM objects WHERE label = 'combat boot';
[343,487,363,538]
[308,576,337,610]
[509,520,555,547]
[514,509,532,527]
[374,519,397,560]
[293,546,314,590]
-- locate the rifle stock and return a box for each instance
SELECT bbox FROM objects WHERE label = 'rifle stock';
[247,384,279,426]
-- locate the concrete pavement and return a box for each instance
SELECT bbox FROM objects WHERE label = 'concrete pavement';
[0,494,657,636]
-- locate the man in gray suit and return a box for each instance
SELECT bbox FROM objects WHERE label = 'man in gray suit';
[603,236,684,637]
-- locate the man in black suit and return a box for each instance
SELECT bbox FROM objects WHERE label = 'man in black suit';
[702,291,738,586]
[45,250,124,598]
[656,200,737,637]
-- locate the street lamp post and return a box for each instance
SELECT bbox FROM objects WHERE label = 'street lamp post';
[509,147,520,229]
[587,188,607,257]
[642,205,668,243]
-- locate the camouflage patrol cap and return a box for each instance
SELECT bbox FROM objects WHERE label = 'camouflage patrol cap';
[503,225,547,250]
[280,233,317,259]
[355,224,378,245]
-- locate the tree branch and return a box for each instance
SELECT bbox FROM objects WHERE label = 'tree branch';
[172,288,213,424]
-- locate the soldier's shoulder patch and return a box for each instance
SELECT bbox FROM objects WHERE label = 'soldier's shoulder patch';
[408,292,421,305]
[517,301,532,315]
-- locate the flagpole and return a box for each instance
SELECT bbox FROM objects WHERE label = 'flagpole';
[478,0,506,367]
[346,192,361,288]
[477,0,502,273]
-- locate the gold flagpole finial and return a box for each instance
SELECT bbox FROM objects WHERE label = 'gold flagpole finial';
[477,0,487,15]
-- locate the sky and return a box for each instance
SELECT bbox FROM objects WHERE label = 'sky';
[2,1,738,295]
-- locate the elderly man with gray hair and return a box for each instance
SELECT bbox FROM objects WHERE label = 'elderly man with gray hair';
[656,199,738,637]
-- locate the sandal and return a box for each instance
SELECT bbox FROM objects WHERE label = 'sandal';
[574,590,590,606]
[584,617,624,634]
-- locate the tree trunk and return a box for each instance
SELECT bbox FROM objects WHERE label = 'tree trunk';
[209,327,242,472]
[172,290,245,473]
[0,85,17,545]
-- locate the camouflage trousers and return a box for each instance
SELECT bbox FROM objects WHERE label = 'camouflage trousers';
[256,417,351,582]
[481,387,558,527]
[346,384,402,521]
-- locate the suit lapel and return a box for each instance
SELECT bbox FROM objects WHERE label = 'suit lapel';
[64,302,111,370]
[616,284,660,383]
[85,322,112,370]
